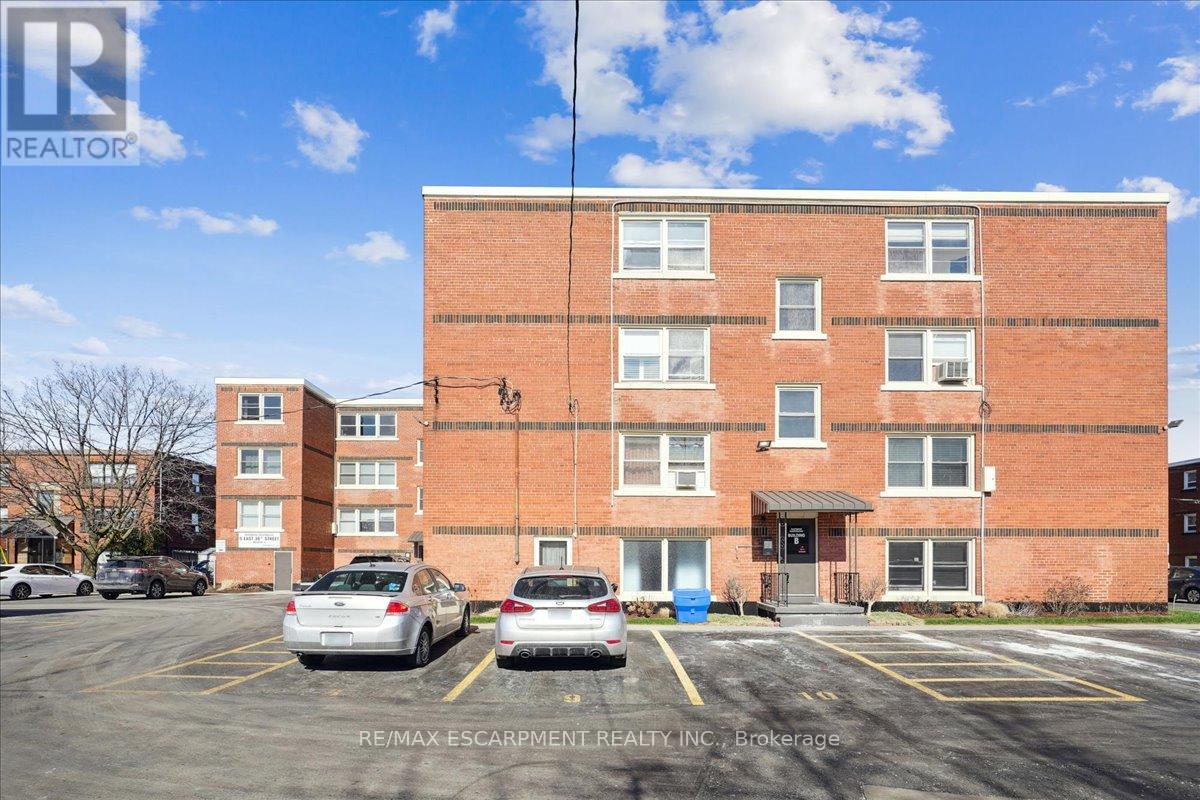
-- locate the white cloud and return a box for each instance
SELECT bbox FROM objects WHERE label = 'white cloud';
[138,107,188,164]
[131,206,279,236]
[1117,176,1199,222]
[609,153,755,188]
[0,284,76,325]
[1087,22,1113,45]
[71,337,110,356]
[1051,66,1105,98]
[518,0,951,185]
[1170,342,1200,355]
[872,138,894,149]
[326,231,410,264]
[291,100,367,173]
[793,158,824,185]
[416,1,458,59]
[1033,182,1067,192]
[114,315,180,339]
[1134,54,1200,119]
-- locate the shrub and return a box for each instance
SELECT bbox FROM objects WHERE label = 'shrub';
[721,577,748,616]
[859,575,885,616]
[623,598,657,618]
[978,601,1009,619]
[1010,601,1041,617]
[1044,577,1091,616]
[950,602,978,618]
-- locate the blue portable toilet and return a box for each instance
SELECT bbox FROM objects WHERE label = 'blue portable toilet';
[672,588,712,624]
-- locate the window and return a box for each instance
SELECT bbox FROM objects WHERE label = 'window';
[338,412,397,439]
[619,217,709,275]
[618,328,710,385]
[619,433,710,494]
[336,507,396,535]
[775,278,823,337]
[534,537,572,568]
[191,473,201,494]
[310,569,407,593]
[1187,555,1199,567]
[238,448,282,477]
[514,574,606,599]
[416,439,424,466]
[885,329,974,387]
[35,491,57,512]
[886,539,974,596]
[1184,470,1198,491]
[0,462,10,486]
[885,220,973,276]
[416,486,423,514]
[239,393,282,422]
[774,386,822,446]
[885,436,974,494]
[236,500,281,530]
[88,463,137,485]
[1185,514,1198,535]
[620,539,709,599]
[337,461,397,487]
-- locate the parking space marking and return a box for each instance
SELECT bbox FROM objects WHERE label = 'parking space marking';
[83,635,294,695]
[442,648,495,702]
[651,630,704,706]
[798,631,1143,703]
[201,660,297,695]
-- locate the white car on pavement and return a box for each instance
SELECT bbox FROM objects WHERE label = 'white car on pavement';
[1,564,95,600]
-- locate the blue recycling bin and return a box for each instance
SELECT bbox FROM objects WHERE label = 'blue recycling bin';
[672,588,712,624]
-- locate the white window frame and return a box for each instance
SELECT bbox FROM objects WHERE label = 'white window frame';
[235,499,282,532]
[236,447,283,479]
[88,463,137,485]
[1184,513,1198,535]
[1186,555,1199,567]
[336,411,398,440]
[617,538,711,602]
[415,486,424,515]
[336,461,397,488]
[882,218,979,281]
[772,277,827,340]
[533,536,573,567]
[772,385,826,449]
[237,393,284,423]
[1184,470,1198,491]
[615,433,714,497]
[335,507,397,537]
[415,439,424,466]
[883,328,979,391]
[615,327,713,389]
[616,216,712,279]
[883,539,978,601]
[882,435,979,498]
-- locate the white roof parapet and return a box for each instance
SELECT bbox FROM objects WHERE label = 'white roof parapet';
[215,377,424,409]
[422,186,1169,204]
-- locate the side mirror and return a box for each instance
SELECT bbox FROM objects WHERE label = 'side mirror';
[452,582,466,592]
[610,582,619,594]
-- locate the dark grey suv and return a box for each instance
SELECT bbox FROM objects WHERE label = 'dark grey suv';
[96,556,209,600]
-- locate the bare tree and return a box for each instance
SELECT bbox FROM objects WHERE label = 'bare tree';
[722,576,748,616]
[859,574,885,616]
[0,363,213,574]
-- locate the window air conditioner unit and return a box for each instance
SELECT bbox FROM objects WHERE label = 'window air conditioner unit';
[674,471,698,490]
[935,359,970,384]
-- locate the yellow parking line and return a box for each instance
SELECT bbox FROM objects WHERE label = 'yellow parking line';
[651,630,704,706]
[442,649,495,702]
[201,660,292,666]
[941,695,1134,703]
[146,674,247,680]
[919,677,1073,683]
[83,635,284,693]
[844,649,965,655]
[797,632,949,701]
[201,660,296,695]
[875,661,1011,667]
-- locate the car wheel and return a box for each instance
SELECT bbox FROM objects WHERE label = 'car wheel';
[100,591,119,600]
[191,580,207,597]
[297,654,325,668]
[408,626,433,668]
[10,583,31,600]
[76,581,94,596]
[457,607,470,638]
[495,655,514,669]
[1186,587,1200,604]
[145,580,165,599]
[608,654,627,669]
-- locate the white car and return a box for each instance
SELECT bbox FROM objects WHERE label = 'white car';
[1,563,95,600]
[495,567,628,668]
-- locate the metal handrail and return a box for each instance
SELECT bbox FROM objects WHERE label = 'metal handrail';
[760,571,789,606]
[833,571,861,605]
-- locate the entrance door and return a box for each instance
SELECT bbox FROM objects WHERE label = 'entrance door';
[273,551,292,592]
[779,518,817,601]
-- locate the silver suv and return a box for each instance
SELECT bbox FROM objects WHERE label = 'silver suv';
[96,556,209,600]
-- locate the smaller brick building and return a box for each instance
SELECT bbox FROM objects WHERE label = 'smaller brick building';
[1169,457,1199,567]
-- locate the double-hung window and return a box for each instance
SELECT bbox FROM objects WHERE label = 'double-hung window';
[535,537,572,568]
[1184,469,1197,491]
[885,329,974,387]
[1184,513,1198,535]
[774,386,823,447]
[886,539,973,597]
[618,328,710,386]
[336,507,396,536]
[237,500,281,530]
[774,278,824,338]
[416,486,423,514]
[885,220,973,276]
[238,447,282,477]
[239,393,282,422]
[885,436,974,495]
[619,433,711,494]
[337,461,396,487]
[88,463,136,485]
[620,538,709,600]
[619,218,709,276]
[338,412,397,438]
[415,439,424,466]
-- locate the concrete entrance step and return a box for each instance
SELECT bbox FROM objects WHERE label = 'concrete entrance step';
[760,600,869,628]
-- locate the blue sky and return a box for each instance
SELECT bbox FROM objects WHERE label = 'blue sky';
[0,0,1197,458]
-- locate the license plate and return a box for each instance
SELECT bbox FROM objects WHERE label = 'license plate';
[321,632,353,647]
[549,609,572,621]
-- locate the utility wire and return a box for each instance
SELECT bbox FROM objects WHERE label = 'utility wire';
[566,0,581,538]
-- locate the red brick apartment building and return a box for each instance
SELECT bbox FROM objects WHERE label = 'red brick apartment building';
[213,379,424,588]
[419,186,1169,608]
[1169,458,1199,567]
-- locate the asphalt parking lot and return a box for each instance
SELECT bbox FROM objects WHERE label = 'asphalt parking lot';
[2,592,1198,800]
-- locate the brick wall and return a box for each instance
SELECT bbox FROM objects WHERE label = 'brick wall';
[1168,460,1200,566]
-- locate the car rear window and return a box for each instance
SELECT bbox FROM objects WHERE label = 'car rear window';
[512,575,608,600]
[105,559,145,569]
[0,565,13,574]
[308,570,407,593]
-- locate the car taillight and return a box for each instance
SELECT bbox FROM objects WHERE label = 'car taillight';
[499,598,533,614]
[385,601,409,615]
[284,600,296,615]
[132,568,147,574]
[587,598,622,613]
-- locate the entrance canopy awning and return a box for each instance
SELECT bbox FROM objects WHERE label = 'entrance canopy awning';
[751,490,872,516]
[407,532,424,543]
[0,516,72,539]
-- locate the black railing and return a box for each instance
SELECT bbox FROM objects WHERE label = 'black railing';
[833,571,861,605]
[760,571,789,606]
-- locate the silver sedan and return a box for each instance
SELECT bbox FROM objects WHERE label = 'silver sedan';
[283,562,470,668]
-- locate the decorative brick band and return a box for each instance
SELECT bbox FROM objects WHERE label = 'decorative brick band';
[220,441,298,448]
[432,420,767,432]
[826,527,1160,538]
[218,494,297,500]
[831,316,1159,328]
[432,313,767,326]
[433,525,751,537]
[830,422,1161,435]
